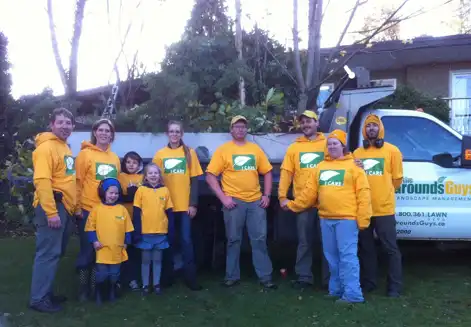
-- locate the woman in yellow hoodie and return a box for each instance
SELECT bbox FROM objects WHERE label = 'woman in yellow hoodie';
[282,130,372,303]
[75,118,121,301]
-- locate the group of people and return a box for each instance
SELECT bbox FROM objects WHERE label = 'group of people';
[27,106,403,313]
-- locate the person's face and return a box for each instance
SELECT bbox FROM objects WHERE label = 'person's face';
[94,123,113,146]
[167,123,182,145]
[105,186,119,204]
[50,114,74,140]
[231,121,247,140]
[125,158,139,174]
[366,122,380,139]
[299,116,318,137]
[146,167,161,185]
[327,138,344,159]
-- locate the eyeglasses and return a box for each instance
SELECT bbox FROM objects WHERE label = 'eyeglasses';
[232,125,247,130]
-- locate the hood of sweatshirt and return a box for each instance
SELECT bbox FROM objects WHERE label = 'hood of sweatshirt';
[35,132,66,147]
[362,114,385,140]
[80,140,112,152]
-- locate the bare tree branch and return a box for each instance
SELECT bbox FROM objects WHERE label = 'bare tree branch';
[47,0,68,91]
[305,0,319,89]
[292,0,305,89]
[235,0,246,106]
[67,0,87,95]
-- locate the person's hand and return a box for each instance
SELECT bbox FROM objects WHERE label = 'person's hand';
[354,159,364,169]
[188,206,197,218]
[48,215,62,229]
[260,195,270,209]
[128,182,136,187]
[123,244,128,250]
[280,199,290,211]
[221,195,237,210]
[93,241,103,250]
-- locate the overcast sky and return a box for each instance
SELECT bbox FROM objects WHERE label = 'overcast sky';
[0,0,460,98]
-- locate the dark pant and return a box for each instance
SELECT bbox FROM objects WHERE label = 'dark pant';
[30,204,71,305]
[161,211,197,284]
[75,210,95,270]
[96,264,120,283]
[121,245,141,285]
[359,214,402,293]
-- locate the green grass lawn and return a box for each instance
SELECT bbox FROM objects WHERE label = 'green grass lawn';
[1,237,471,327]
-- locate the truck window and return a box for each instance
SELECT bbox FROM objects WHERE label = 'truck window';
[381,116,461,161]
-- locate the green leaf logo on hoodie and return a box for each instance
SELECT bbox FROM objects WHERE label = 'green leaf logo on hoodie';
[95,163,118,180]
[361,158,384,176]
[319,170,345,186]
[64,156,75,175]
[163,157,187,174]
[232,154,256,171]
[299,152,324,169]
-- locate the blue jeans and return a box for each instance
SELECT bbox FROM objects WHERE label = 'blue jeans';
[30,204,71,305]
[320,219,364,303]
[162,212,197,283]
[96,264,120,283]
[75,210,95,270]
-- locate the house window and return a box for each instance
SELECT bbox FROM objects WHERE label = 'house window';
[317,83,334,108]
[450,71,471,134]
[371,78,397,88]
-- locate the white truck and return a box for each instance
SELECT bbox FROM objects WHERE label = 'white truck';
[67,67,471,264]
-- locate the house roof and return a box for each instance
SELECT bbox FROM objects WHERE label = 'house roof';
[322,34,471,71]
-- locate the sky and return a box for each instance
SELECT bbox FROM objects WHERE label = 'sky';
[0,0,462,98]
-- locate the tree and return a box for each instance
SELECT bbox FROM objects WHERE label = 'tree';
[47,0,87,97]
[291,0,412,113]
[234,0,246,106]
[359,6,402,42]
[184,0,231,38]
[0,32,11,131]
[448,0,471,33]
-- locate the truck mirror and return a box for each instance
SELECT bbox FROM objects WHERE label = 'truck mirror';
[432,153,453,168]
[461,135,471,168]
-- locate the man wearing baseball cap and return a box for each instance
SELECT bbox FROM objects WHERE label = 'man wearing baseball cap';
[279,110,329,290]
[206,115,277,289]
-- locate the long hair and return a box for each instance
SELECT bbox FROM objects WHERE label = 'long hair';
[168,120,191,168]
[91,118,116,145]
[143,163,163,185]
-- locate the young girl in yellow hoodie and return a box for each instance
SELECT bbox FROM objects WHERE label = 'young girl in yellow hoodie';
[75,119,121,301]
[85,178,134,304]
[133,163,173,295]
[282,130,372,303]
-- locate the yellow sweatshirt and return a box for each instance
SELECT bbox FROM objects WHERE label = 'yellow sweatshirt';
[353,114,403,216]
[287,153,372,229]
[75,141,121,212]
[278,133,326,202]
[32,132,76,218]
[118,173,143,216]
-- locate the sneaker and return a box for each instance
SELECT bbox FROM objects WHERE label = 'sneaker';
[129,280,140,292]
[221,280,240,288]
[29,298,62,313]
[291,280,312,290]
[261,280,278,290]
[141,285,151,296]
[154,285,162,295]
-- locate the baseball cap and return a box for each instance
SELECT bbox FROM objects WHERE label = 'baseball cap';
[298,110,319,121]
[230,115,248,127]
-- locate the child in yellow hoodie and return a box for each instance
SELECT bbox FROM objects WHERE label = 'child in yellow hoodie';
[133,163,173,296]
[85,178,134,304]
[118,151,144,292]
[282,130,372,303]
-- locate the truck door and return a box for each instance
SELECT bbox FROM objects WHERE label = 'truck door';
[380,114,471,240]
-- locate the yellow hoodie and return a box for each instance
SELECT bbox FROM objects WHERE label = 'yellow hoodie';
[76,141,121,212]
[279,133,326,202]
[32,132,76,218]
[353,114,403,216]
[287,153,372,229]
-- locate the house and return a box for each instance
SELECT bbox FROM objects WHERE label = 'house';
[319,34,471,134]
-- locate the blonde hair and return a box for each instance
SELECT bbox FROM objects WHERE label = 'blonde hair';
[143,163,163,185]
[168,120,191,168]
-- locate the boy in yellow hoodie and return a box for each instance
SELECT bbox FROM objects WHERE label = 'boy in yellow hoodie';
[85,178,134,304]
[278,110,329,289]
[353,114,403,297]
[29,108,76,313]
[282,130,372,303]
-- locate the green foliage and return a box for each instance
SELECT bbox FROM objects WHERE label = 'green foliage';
[0,139,35,223]
[373,85,450,123]
[185,0,231,38]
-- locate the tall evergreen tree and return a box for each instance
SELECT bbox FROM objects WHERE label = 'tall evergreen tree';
[184,0,231,38]
[0,32,12,159]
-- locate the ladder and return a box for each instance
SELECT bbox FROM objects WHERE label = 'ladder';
[102,81,119,119]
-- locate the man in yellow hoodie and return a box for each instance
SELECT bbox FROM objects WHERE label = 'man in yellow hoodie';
[29,108,76,313]
[278,110,329,289]
[353,114,403,297]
